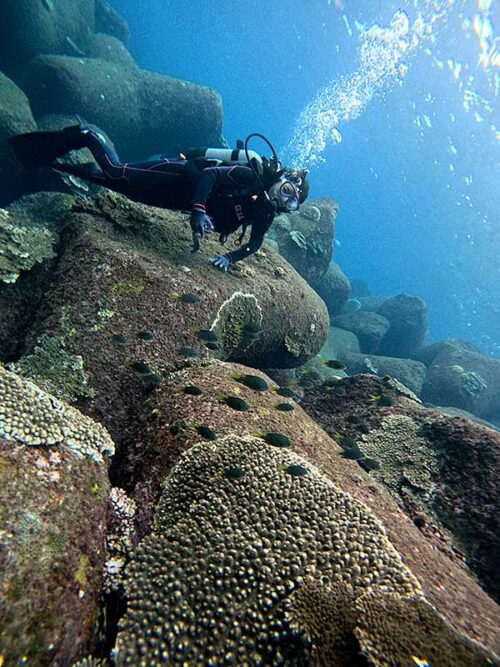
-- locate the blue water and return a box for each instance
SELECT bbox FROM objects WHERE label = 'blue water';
[111,0,500,354]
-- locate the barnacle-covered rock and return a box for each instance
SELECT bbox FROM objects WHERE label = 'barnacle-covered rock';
[115,435,421,664]
[8,333,95,402]
[284,578,498,666]
[301,373,500,605]
[0,206,56,284]
[0,365,112,664]
[0,364,113,461]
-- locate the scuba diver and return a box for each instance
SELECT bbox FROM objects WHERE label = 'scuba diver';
[10,124,309,271]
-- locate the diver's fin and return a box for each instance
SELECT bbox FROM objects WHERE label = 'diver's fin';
[9,125,87,171]
[53,161,106,184]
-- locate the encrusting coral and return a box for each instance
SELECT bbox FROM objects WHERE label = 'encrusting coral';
[115,434,421,665]
[0,364,114,462]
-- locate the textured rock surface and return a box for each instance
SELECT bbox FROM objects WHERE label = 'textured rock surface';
[331,311,390,354]
[116,435,424,664]
[0,365,112,664]
[310,260,352,317]
[340,351,427,396]
[301,373,500,604]
[0,72,37,205]
[21,54,224,162]
[0,0,96,77]
[118,360,500,655]
[0,193,73,361]
[17,191,327,448]
[420,342,500,420]
[378,293,428,357]
[267,198,337,285]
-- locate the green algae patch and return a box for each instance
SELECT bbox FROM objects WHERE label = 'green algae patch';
[0,207,57,284]
[75,554,90,587]
[8,334,95,403]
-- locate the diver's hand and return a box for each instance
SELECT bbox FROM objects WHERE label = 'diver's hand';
[210,255,230,272]
[190,211,214,239]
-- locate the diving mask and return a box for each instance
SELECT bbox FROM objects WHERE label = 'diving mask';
[268,177,300,212]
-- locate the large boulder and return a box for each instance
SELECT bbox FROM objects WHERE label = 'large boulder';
[0,365,113,665]
[320,325,361,359]
[112,361,500,660]
[421,343,500,419]
[331,311,390,354]
[341,351,427,396]
[0,0,96,78]
[9,191,327,448]
[95,0,130,47]
[378,293,428,357]
[21,54,224,161]
[0,72,37,205]
[267,198,337,285]
[301,373,500,604]
[310,259,351,316]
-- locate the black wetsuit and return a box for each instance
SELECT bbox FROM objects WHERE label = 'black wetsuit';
[56,126,276,264]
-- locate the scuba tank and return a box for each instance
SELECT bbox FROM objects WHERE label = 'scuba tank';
[184,139,263,173]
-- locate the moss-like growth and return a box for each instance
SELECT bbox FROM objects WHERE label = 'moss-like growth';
[211,290,263,359]
[0,207,57,284]
[8,334,95,403]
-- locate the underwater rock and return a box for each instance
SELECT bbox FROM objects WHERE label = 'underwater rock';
[377,293,428,358]
[356,294,390,312]
[0,72,37,206]
[319,326,361,360]
[421,343,500,419]
[87,32,137,68]
[95,0,131,47]
[21,54,224,162]
[0,0,96,77]
[310,259,352,317]
[266,197,337,285]
[340,351,427,396]
[16,191,327,449]
[350,277,372,297]
[301,372,500,605]
[0,365,112,665]
[412,338,483,367]
[112,361,500,651]
[331,310,390,354]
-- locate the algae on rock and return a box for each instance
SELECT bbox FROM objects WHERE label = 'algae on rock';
[0,207,57,284]
[7,333,95,402]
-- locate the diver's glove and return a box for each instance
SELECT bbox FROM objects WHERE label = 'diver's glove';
[210,255,231,272]
[190,209,214,238]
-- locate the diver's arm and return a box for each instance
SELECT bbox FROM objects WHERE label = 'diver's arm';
[224,211,274,264]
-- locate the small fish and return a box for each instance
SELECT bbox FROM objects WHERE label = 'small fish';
[111,333,128,345]
[224,467,246,480]
[129,361,153,376]
[136,330,155,341]
[356,423,370,435]
[276,403,294,412]
[205,341,219,351]
[196,425,217,441]
[377,394,394,407]
[222,396,249,411]
[233,374,269,392]
[144,373,162,386]
[369,394,381,402]
[263,432,291,447]
[194,329,218,342]
[241,322,262,339]
[286,464,308,477]
[184,385,203,396]
[339,435,358,449]
[358,457,380,472]
[276,387,296,398]
[171,292,200,304]
[321,359,346,370]
[178,346,197,358]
